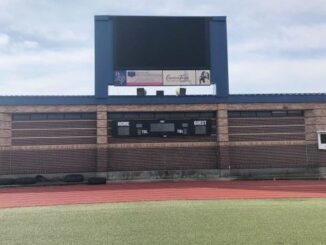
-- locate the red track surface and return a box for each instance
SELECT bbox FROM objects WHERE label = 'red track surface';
[0,180,326,208]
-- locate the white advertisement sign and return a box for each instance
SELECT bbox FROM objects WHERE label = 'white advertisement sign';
[163,70,196,86]
[115,70,211,86]
[126,70,163,86]
[195,70,210,85]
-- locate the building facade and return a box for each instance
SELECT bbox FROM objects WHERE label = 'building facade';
[1,16,326,180]
[1,96,326,180]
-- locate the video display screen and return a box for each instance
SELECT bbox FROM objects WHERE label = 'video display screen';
[113,17,210,70]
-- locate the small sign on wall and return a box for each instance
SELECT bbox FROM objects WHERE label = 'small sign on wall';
[163,70,196,86]
[113,70,127,86]
[196,70,210,85]
[126,70,163,86]
[317,130,326,150]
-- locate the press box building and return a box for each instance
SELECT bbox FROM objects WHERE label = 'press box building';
[1,16,326,180]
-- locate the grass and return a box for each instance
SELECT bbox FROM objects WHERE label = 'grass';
[0,199,326,245]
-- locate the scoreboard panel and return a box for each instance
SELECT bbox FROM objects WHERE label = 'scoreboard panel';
[94,15,229,97]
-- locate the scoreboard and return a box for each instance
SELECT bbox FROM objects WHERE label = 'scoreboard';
[95,15,229,97]
[112,119,211,137]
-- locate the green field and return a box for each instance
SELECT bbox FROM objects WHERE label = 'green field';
[1,199,326,245]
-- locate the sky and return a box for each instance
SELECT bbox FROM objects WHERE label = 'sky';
[0,0,326,95]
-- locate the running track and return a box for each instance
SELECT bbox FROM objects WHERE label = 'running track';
[0,180,326,208]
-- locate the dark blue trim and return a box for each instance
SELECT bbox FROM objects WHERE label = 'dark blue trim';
[95,15,227,20]
[2,94,326,106]
[209,18,229,97]
[95,17,113,98]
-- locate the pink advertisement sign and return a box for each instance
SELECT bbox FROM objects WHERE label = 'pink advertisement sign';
[126,70,163,86]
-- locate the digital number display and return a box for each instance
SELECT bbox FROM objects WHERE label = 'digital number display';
[150,123,175,133]
[117,127,130,136]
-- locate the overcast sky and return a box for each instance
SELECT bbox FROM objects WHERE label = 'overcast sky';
[0,0,326,95]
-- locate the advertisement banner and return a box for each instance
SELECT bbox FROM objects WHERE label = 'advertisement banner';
[163,70,196,86]
[195,70,210,85]
[114,70,211,86]
[113,70,127,86]
[126,70,163,86]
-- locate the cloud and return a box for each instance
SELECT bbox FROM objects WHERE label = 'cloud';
[0,48,93,95]
[0,69,93,95]
[0,0,326,95]
[0,48,92,69]
[0,33,10,47]
[230,58,326,93]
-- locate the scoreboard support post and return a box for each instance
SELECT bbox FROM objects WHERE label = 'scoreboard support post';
[95,16,114,99]
[209,17,229,97]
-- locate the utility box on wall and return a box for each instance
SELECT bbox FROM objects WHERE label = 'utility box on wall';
[317,130,326,150]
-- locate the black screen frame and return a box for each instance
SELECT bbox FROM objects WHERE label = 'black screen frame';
[112,119,211,137]
[112,16,211,70]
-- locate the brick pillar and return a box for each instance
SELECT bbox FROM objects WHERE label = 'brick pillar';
[0,113,11,147]
[0,113,11,175]
[96,106,108,177]
[304,110,316,144]
[216,107,230,176]
[304,109,326,168]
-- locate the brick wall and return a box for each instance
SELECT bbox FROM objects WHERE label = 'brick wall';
[228,144,307,169]
[306,144,326,167]
[0,103,326,176]
[0,148,97,175]
[0,113,11,147]
[108,146,218,171]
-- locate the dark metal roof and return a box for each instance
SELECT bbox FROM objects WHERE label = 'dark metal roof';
[1,94,326,106]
